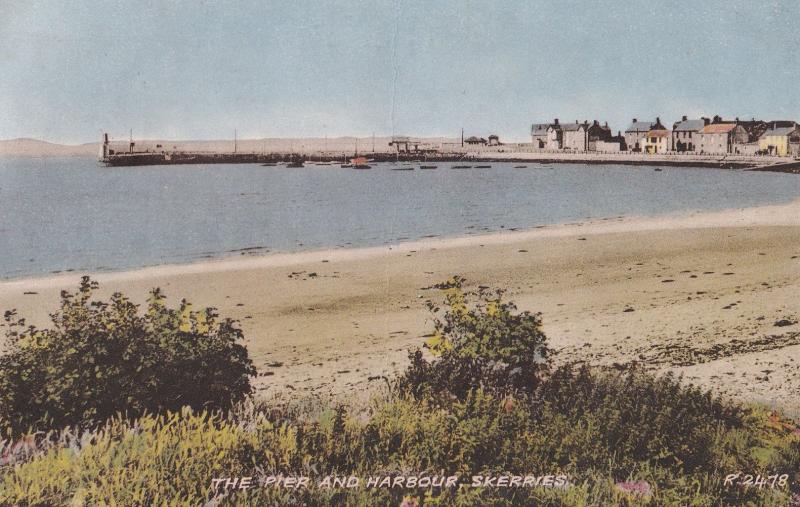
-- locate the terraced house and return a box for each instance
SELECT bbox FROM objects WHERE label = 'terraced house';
[561,121,588,151]
[671,116,709,152]
[696,122,748,154]
[758,124,800,156]
[531,119,562,150]
[643,121,670,154]
[624,118,658,152]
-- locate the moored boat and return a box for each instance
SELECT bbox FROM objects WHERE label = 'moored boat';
[351,156,371,169]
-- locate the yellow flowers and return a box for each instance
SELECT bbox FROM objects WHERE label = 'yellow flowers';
[424,331,452,356]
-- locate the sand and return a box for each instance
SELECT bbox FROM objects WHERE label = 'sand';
[1,200,799,413]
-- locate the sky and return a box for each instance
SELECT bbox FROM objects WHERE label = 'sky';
[1,0,799,144]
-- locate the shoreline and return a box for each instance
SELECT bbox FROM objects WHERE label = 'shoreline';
[3,197,800,289]
[2,200,799,414]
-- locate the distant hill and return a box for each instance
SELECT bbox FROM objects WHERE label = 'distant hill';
[0,138,98,157]
[0,136,462,158]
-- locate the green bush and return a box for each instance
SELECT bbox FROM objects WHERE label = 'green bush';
[0,277,255,435]
[400,280,552,400]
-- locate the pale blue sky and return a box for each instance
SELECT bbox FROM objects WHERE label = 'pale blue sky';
[1,0,798,144]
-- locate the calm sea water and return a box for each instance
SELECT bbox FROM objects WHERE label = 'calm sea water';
[1,157,799,280]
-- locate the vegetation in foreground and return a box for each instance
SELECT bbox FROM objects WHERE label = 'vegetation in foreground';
[0,278,798,506]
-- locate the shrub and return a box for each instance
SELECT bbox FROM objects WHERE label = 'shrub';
[0,277,255,435]
[399,279,552,399]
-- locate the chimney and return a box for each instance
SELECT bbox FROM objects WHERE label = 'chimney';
[575,120,579,124]
[554,118,559,125]
[682,115,687,121]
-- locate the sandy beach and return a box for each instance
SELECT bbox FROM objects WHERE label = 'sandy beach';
[2,200,799,413]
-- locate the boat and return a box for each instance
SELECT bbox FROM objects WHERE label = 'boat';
[475,165,492,168]
[287,161,304,168]
[451,165,472,169]
[391,166,414,171]
[513,165,527,168]
[420,165,438,169]
[351,156,371,169]
[261,162,277,166]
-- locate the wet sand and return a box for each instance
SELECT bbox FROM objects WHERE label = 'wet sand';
[2,200,799,413]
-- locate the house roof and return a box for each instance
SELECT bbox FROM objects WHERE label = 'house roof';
[673,119,706,132]
[531,123,555,136]
[647,129,670,138]
[767,120,797,129]
[625,121,655,133]
[464,136,486,143]
[760,127,799,138]
[562,122,586,132]
[700,123,737,134]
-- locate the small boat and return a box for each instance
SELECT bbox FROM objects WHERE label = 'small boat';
[513,165,527,168]
[391,166,414,171]
[420,165,438,169]
[654,168,663,172]
[341,163,353,168]
[451,165,472,169]
[261,162,277,166]
[351,156,371,169]
[475,165,492,168]
[287,161,304,168]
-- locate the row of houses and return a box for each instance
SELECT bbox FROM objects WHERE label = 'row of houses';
[531,116,800,156]
[531,119,626,152]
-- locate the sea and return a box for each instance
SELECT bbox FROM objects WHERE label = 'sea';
[1,157,799,280]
